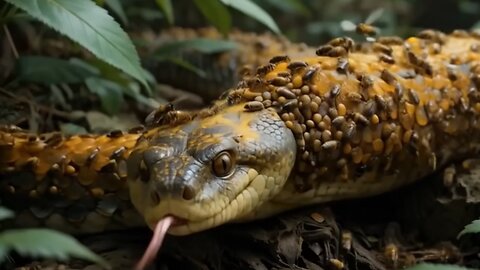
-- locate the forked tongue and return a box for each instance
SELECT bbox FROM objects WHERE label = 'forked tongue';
[134,215,175,270]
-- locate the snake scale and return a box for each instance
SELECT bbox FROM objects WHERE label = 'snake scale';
[2,29,480,260]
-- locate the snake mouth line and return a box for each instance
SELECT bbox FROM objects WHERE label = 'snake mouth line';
[166,173,267,235]
[135,172,270,269]
[135,203,235,269]
[163,197,239,235]
[167,216,189,227]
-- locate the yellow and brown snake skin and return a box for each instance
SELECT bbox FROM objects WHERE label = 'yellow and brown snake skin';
[2,29,480,236]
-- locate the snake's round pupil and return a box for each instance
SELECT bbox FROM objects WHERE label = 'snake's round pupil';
[212,151,234,177]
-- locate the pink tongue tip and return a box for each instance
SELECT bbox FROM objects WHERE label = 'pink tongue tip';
[134,216,175,270]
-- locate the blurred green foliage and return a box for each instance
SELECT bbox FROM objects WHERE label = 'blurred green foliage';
[0,207,110,268]
[122,0,480,44]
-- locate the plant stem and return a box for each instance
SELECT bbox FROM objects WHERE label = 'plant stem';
[3,24,18,59]
[0,88,81,120]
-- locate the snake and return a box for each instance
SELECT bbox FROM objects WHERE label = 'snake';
[2,29,480,268]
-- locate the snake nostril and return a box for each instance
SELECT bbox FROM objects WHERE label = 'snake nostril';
[182,186,196,200]
[139,160,150,182]
[150,191,161,205]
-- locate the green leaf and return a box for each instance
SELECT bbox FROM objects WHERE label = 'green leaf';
[85,57,130,86]
[262,0,311,17]
[220,0,280,34]
[406,263,473,270]
[123,82,160,109]
[156,0,174,25]
[457,218,480,238]
[153,38,237,79]
[163,57,207,78]
[84,57,153,96]
[16,56,96,84]
[0,228,109,268]
[193,0,231,36]
[69,58,101,75]
[471,21,480,31]
[85,77,124,115]
[126,7,163,21]
[142,68,157,85]
[105,0,128,25]
[0,207,14,221]
[0,245,7,262]
[155,38,237,57]
[60,122,88,135]
[5,0,148,89]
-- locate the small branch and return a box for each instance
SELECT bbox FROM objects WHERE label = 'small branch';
[3,24,18,59]
[0,88,80,120]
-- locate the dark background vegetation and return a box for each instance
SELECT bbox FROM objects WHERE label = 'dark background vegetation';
[4,0,480,134]
[128,0,480,44]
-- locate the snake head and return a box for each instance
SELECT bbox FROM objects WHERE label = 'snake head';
[127,104,296,235]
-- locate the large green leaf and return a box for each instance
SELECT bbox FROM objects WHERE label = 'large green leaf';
[0,207,14,221]
[457,218,480,238]
[16,56,97,84]
[193,0,231,36]
[156,0,174,25]
[0,229,109,269]
[220,0,280,34]
[5,0,148,88]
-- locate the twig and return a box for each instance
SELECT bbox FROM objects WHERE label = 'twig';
[0,88,81,120]
[3,24,18,59]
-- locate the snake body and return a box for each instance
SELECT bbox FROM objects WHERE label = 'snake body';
[2,29,480,236]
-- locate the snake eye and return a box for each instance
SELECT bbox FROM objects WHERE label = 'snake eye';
[212,151,235,178]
